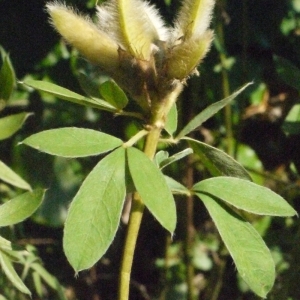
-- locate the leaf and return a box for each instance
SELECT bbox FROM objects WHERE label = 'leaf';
[0,251,31,295]
[0,47,16,101]
[187,138,252,180]
[195,192,275,298]
[155,151,169,167]
[165,103,178,135]
[0,112,32,141]
[160,148,193,169]
[22,79,117,112]
[0,160,31,190]
[63,147,126,272]
[164,175,190,196]
[22,127,123,158]
[99,80,128,110]
[274,55,300,90]
[176,83,252,139]
[193,177,297,217]
[282,103,300,135]
[32,271,43,297]
[0,189,45,227]
[77,71,103,99]
[31,262,66,298]
[127,147,176,234]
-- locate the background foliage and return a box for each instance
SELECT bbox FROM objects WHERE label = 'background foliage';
[1,0,300,299]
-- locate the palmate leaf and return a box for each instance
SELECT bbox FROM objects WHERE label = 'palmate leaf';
[195,192,275,298]
[22,79,118,112]
[176,83,252,139]
[193,177,297,216]
[22,127,123,158]
[127,147,176,234]
[186,138,252,180]
[63,147,126,272]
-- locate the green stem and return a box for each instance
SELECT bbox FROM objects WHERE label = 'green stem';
[119,84,182,300]
[118,124,164,300]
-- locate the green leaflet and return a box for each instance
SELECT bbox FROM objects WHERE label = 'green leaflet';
[22,127,123,158]
[159,148,193,170]
[127,147,176,234]
[164,175,190,196]
[99,80,128,110]
[186,138,252,180]
[274,55,300,91]
[22,79,117,112]
[282,103,300,135]
[165,103,178,135]
[0,251,31,295]
[193,177,297,216]
[0,189,44,227]
[0,47,16,102]
[0,112,32,141]
[0,160,31,190]
[176,83,252,139]
[63,147,126,272]
[195,193,275,298]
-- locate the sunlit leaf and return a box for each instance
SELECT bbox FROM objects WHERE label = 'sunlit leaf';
[0,160,31,190]
[187,138,251,180]
[165,103,178,135]
[22,127,123,157]
[0,112,32,141]
[99,80,128,110]
[0,189,45,227]
[0,251,31,295]
[64,147,126,272]
[127,147,176,234]
[0,47,16,101]
[22,79,117,112]
[193,177,297,216]
[195,192,275,298]
[176,83,252,139]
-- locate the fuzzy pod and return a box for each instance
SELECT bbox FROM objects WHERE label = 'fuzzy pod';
[47,3,119,72]
[166,30,213,80]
